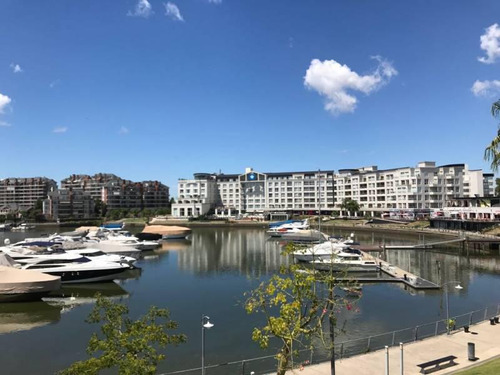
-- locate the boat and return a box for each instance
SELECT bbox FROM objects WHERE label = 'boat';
[90,240,142,259]
[66,248,137,266]
[21,257,132,284]
[293,241,350,262]
[0,254,61,302]
[280,229,329,243]
[100,223,125,231]
[0,224,11,232]
[311,252,379,272]
[269,219,304,228]
[11,223,36,232]
[267,219,310,237]
[141,225,192,240]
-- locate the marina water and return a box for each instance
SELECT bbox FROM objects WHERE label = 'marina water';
[1,227,500,374]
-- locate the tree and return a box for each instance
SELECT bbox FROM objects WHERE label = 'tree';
[495,178,500,197]
[59,295,186,375]
[245,245,358,375]
[484,99,500,171]
[340,198,360,216]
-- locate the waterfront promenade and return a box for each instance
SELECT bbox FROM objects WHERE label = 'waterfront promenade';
[293,320,500,374]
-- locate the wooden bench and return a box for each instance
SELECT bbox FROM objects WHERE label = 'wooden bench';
[417,355,457,374]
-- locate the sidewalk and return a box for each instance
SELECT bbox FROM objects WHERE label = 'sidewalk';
[290,320,500,374]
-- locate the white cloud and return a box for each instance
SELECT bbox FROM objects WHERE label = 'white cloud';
[478,23,500,64]
[288,37,294,48]
[119,126,129,135]
[164,2,184,21]
[0,121,11,127]
[49,79,60,88]
[471,80,500,97]
[127,0,154,18]
[10,63,22,73]
[304,56,398,115]
[208,0,222,4]
[53,126,68,133]
[0,93,12,113]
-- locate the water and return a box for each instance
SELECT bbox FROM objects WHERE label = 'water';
[1,227,500,374]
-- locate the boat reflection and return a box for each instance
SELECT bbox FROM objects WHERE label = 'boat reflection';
[43,281,129,311]
[0,301,61,334]
[157,239,191,253]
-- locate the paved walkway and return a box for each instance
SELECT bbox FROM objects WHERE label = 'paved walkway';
[288,320,500,374]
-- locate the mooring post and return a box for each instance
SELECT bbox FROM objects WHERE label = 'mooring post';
[385,346,390,375]
[400,343,404,375]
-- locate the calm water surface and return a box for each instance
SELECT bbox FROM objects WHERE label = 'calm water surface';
[1,227,500,374]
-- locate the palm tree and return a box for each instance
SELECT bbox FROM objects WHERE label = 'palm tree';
[485,100,500,171]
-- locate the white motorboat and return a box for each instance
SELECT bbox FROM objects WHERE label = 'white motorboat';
[311,252,379,272]
[0,224,11,232]
[88,240,142,259]
[0,253,61,302]
[66,248,137,266]
[11,223,36,232]
[21,257,132,284]
[267,219,310,237]
[293,241,349,262]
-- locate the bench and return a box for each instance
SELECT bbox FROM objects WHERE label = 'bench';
[417,355,457,374]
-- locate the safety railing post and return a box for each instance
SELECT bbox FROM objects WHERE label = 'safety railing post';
[414,326,418,341]
[484,307,488,321]
[391,331,396,346]
[434,321,439,336]
[241,360,246,375]
[469,312,473,326]
[310,347,314,365]
[367,337,371,352]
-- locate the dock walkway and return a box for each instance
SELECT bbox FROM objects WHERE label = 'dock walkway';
[290,319,500,374]
[362,251,440,289]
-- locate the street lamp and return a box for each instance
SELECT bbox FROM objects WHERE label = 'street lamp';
[201,315,214,375]
[442,281,463,334]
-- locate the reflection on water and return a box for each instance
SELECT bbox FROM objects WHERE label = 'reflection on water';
[0,301,61,334]
[177,229,291,276]
[44,281,129,307]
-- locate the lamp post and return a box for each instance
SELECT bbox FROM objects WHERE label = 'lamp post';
[201,315,214,375]
[442,281,463,334]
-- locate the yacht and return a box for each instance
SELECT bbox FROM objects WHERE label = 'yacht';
[293,241,349,262]
[11,223,36,231]
[311,252,379,272]
[267,219,310,237]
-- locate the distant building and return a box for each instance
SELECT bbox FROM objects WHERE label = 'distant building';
[60,173,169,210]
[172,168,334,218]
[0,177,57,212]
[334,162,492,216]
[43,188,95,220]
[172,162,494,218]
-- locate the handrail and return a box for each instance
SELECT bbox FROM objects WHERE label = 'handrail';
[158,303,500,375]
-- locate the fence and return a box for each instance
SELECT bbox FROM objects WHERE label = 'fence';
[159,303,500,375]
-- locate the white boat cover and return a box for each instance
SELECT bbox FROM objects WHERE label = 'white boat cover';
[0,254,61,295]
[142,225,191,235]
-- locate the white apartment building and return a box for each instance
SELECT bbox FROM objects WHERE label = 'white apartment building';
[172,168,335,218]
[335,162,492,216]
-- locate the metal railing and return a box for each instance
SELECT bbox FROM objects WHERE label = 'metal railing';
[159,303,500,375]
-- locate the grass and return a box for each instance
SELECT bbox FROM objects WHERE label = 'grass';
[454,357,500,374]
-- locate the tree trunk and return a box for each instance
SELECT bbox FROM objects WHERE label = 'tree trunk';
[276,346,290,375]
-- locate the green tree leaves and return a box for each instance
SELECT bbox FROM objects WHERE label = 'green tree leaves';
[59,295,186,375]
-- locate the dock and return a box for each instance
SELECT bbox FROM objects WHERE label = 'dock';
[356,251,440,289]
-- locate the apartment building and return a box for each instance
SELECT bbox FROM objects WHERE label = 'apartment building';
[172,168,334,218]
[43,188,95,220]
[61,174,169,210]
[0,177,57,211]
[334,162,491,216]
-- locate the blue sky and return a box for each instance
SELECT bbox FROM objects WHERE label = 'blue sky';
[1,0,500,193]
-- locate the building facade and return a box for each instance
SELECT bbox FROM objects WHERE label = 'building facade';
[172,162,494,218]
[0,177,57,212]
[172,168,335,218]
[43,188,95,221]
[334,162,492,216]
[61,174,169,210]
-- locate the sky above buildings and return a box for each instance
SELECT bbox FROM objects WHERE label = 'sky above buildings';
[1,1,500,193]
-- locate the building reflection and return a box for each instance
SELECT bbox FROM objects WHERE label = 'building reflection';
[177,229,291,276]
